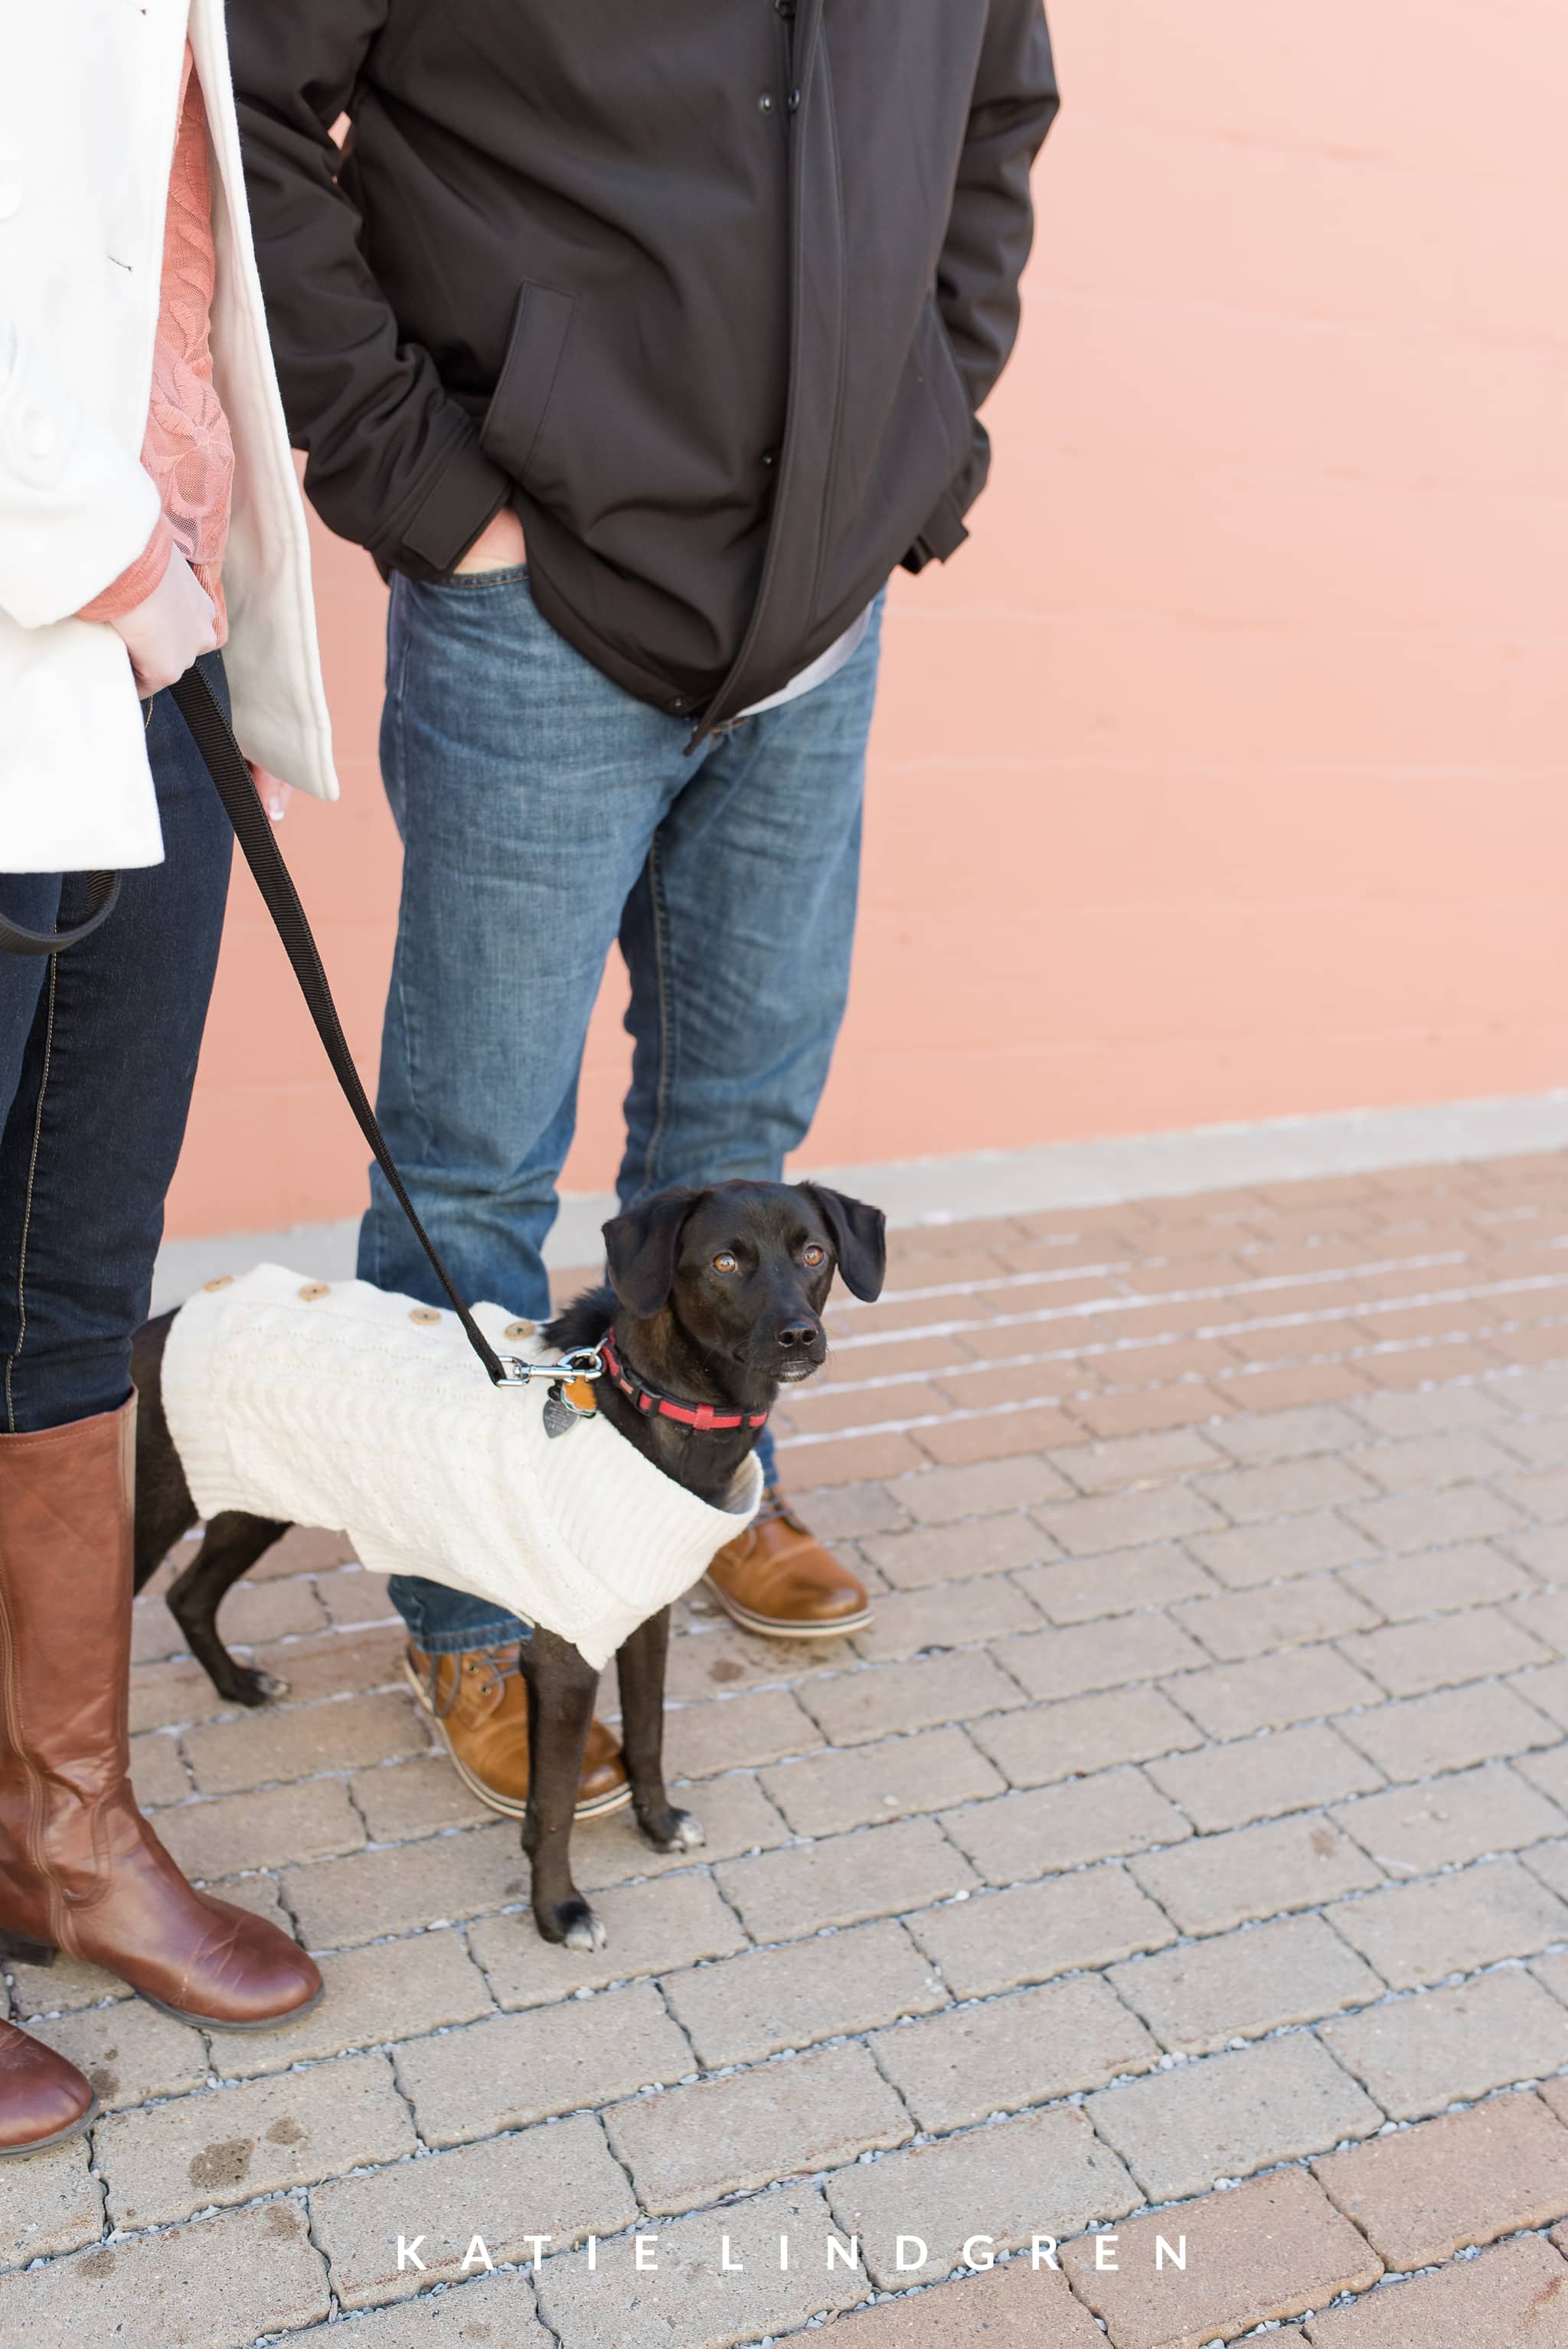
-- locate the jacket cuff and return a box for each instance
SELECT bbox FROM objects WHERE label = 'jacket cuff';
[900,484,971,575]
[77,517,175,622]
[394,430,513,575]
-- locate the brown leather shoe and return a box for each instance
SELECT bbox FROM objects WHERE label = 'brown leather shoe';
[0,2018,96,2159]
[404,1643,631,1821]
[0,1401,322,2033]
[705,1485,871,1637]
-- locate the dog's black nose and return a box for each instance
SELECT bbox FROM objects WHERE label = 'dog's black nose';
[778,1322,817,1351]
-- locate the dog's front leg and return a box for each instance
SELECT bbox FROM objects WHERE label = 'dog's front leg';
[518,1629,606,1949]
[616,1608,703,1853]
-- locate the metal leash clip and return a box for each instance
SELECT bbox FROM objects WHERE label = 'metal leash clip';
[495,1346,605,1389]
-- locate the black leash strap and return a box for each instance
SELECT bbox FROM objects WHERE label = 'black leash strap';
[168,665,512,1388]
[0,871,121,957]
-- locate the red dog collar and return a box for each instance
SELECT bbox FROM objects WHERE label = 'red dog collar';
[599,1333,769,1434]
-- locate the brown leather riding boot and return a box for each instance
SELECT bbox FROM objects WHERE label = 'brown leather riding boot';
[705,1485,871,1637]
[0,1400,322,2030]
[404,1643,631,1821]
[0,2018,96,2158]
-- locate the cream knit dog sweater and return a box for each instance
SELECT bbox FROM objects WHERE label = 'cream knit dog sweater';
[163,1265,763,1671]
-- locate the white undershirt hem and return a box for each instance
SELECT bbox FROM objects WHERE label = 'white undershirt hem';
[735,603,873,719]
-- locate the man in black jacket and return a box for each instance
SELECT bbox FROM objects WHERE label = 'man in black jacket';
[232,2,1057,1818]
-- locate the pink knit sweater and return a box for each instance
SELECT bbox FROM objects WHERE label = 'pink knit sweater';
[78,45,234,639]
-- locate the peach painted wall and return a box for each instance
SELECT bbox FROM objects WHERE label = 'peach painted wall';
[166,0,1568,1237]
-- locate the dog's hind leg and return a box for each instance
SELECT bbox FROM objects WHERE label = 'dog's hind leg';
[165,1513,294,1708]
[616,1608,703,1853]
[516,1628,606,1949]
[131,1314,199,1593]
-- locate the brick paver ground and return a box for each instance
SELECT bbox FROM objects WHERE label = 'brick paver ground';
[9,1152,1568,2344]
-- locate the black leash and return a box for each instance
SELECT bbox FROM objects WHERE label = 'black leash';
[167,665,517,1388]
[0,871,121,957]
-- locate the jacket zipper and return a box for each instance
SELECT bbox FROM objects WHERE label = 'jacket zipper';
[685,0,823,750]
[776,0,798,90]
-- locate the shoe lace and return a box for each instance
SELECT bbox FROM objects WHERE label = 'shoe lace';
[421,1643,523,1719]
[756,1483,808,1534]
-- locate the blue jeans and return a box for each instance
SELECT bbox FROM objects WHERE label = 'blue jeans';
[362,570,881,1655]
[0,655,234,1433]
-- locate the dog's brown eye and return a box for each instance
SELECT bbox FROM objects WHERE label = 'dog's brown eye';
[802,1244,826,1266]
[713,1251,738,1275]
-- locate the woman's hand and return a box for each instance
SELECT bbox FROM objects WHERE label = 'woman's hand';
[453,505,526,573]
[250,767,292,822]
[109,548,218,698]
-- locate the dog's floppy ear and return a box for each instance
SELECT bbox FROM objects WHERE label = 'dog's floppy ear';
[802,1185,887,1302]
[603,1189,704,1319]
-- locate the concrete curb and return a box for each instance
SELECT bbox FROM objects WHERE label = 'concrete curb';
[151,1087,1568,1312]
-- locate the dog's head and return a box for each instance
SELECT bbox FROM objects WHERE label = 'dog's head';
[602,1181,887,1389]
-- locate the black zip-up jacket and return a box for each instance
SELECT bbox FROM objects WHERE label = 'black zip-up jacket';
[230,2,1057,733]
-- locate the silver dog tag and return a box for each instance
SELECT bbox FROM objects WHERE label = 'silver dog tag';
[543,1384,582,1439]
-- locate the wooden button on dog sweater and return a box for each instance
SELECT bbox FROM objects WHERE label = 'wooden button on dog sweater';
[203,1275,233,1292]
[504,1320,536,1340]
[299,1282,329,1301]
[409,1306,442,1326]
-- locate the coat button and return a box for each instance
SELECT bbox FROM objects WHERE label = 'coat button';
[787,89,801,113]
[410,1305,443,1326]
[504,1319,536,1340]
[758,93,775,114]
[203,1275,234,1292]
[299,1282,330,1301]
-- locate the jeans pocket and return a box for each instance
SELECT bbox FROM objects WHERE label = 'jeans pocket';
[425,563,531,592]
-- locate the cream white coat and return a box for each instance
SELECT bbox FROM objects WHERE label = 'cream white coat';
[0,0,336,872]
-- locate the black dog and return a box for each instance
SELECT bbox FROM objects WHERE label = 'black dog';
[130,1180,885,1947]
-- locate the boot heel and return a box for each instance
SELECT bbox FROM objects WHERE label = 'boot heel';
[0,1930,54,1966]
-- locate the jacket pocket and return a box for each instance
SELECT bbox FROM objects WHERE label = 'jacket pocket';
[913,294,974,470]
[810,292,977,623]
[479,282,577,483]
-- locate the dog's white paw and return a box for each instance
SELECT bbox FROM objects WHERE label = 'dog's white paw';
[223,1665,291,1708]
[667,1809,705,1851]
[564,1907,608,1952]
